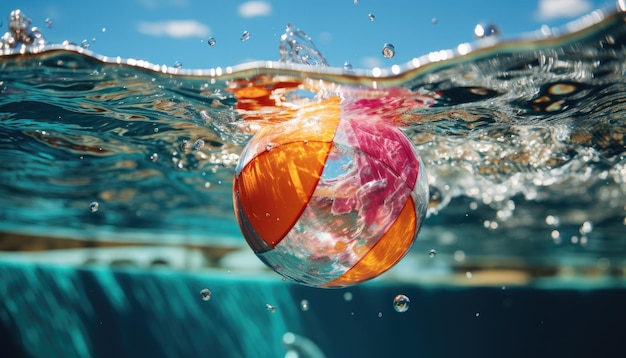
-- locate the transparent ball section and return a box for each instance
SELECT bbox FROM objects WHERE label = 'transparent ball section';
[233,108,428,288]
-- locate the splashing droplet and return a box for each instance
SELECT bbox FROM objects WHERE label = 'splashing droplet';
[474,23,500,39]
[428,249,437,258]
[368,14,375,21]
[240,30,250,41]
[300,299,309,311]
[382,43,395,59]
[200,288,211,301]
[89,202,99,213]
[266,303,276,313]
[207,36,216,46]
[393,294,410,313]
[278,24,329,66]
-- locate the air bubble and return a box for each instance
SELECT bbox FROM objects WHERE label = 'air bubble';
[382,43,395,59]
[428,249,437,258]
[266,303,276,313]
[393,294,410,313]
[241,30,250,41]
[343,292,353,302]
[89,202,99,212]
[368,14,375,21]
[207,37,216,46]
[200,288,211,301]
[432,18,438,24]
[150,153,158,161]
[193,139,205,151]
[101,27,106,32]
[300,299,309,311]
[343,61,353,71]
[45,18,53,28]
[174,61,182,69]
[81,39,90,49]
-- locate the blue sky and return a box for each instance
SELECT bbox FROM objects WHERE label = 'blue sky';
[0,0,612,70]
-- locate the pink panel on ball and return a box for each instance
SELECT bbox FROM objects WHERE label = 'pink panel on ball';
[333,118,419,190]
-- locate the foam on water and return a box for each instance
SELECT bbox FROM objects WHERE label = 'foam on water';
[0,7,625,274]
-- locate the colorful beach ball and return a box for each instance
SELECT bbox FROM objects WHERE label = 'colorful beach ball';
[233,99,429,287]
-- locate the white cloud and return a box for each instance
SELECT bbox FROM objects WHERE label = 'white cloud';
[137,20,210,38]
[238,1,272,18]
[536,0,592,20]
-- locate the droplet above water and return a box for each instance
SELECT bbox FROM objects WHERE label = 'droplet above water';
[200,288,211,301]
[393,294,410,312]
[474,23,500,39]
[207,37,216,46]
[89,202,99,212]
[382,43,395,59]
[241,30,250,41]
[428,249,437,258]
[368,14,375,21]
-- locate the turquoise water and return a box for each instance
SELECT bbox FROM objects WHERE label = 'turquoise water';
[1,6,626,358]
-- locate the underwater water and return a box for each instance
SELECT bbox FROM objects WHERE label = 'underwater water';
[1,4,626,358]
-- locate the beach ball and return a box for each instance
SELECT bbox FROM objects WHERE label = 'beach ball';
[233,98,429,287]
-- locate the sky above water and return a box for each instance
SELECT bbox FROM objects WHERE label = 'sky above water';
[0,0,613,69]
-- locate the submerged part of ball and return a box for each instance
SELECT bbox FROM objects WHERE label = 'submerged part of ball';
[233,102,428,288]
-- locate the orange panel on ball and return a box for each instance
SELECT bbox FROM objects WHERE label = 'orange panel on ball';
[235,141,332,248]
[323,197,418,287]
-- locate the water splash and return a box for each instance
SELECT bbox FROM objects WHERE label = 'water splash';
[279,24,329,66]
[1,9,46,50]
